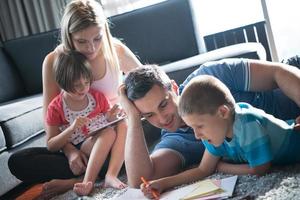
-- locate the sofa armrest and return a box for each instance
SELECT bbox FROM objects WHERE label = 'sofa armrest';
[161,42,266,73]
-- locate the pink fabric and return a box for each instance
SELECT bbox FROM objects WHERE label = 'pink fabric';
[91,65,122,105]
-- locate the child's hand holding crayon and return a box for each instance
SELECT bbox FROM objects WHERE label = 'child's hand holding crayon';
[140,177,161,200]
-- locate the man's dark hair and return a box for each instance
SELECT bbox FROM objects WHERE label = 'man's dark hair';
[124,65,172,101]
[54,50,93,92]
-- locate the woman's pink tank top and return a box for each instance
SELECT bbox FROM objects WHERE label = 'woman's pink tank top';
[91,65,122,105]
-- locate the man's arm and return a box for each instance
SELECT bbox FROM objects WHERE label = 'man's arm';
[142,150,220,195]
[249,59,300,107]
[119,85,155,187]
[119,85,183,188]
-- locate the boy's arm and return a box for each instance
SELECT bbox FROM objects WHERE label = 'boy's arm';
[216,160,271,176]
[143,150,220,195]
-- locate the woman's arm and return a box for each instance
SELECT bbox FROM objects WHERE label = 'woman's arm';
[42,51,63,143]
[115,41,142,73]
[249,59,300,107]
[42,51,61,121]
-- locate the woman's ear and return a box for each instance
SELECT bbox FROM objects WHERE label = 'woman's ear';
[218,105,231,119]
[171,80,179,95]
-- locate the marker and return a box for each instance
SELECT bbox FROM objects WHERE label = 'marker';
[141,176,159,200]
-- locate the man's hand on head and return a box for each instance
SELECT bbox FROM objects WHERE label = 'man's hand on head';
[118,84,141,119]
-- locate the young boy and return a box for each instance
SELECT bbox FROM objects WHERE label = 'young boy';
[141,75,300,199]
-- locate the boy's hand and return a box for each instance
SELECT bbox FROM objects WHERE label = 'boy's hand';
[294,116,300,131]
[140,180,163,199]
[70,116,90,131]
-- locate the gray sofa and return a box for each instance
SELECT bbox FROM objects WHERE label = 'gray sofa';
[0,0,266,197]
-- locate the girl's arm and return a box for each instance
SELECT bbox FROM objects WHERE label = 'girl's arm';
[216,160,271,176]
[142,150,220,197]
[47,116,90,152]
[105,104,121,122]
[46,125,74,152]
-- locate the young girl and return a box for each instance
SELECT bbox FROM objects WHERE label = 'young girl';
[46,50,126,196]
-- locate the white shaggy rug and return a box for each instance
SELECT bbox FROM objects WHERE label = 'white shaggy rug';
[52,164,300,200]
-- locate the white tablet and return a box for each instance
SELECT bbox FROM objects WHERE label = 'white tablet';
[87,115,126,136]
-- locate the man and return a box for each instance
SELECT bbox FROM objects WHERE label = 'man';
[119,58,300,188]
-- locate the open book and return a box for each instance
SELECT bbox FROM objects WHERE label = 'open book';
[116,175,238,200]
[180,175,238,200]
[180,179,223,200]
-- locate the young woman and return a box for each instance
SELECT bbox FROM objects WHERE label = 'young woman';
[8,0,141,198]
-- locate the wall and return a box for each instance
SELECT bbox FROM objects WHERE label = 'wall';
[265,0,300,61]
[190,0,264,53]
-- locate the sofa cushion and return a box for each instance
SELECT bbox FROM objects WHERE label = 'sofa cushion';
[0,94,43,148]
[0,48,26,103]
[3,29,60,95]
[0,128,6,153]
[109,0,199,65]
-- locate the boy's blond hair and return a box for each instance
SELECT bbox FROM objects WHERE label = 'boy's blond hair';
[179,75,235,116]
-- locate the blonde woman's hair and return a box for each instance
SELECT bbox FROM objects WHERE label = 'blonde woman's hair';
[178,75,235,116]
[60,0,120,79]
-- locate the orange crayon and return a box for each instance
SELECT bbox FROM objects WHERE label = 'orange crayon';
[141,176,159,200]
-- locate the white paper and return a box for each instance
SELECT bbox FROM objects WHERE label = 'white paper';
[115,176,238,200]
[195,175,238,200]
